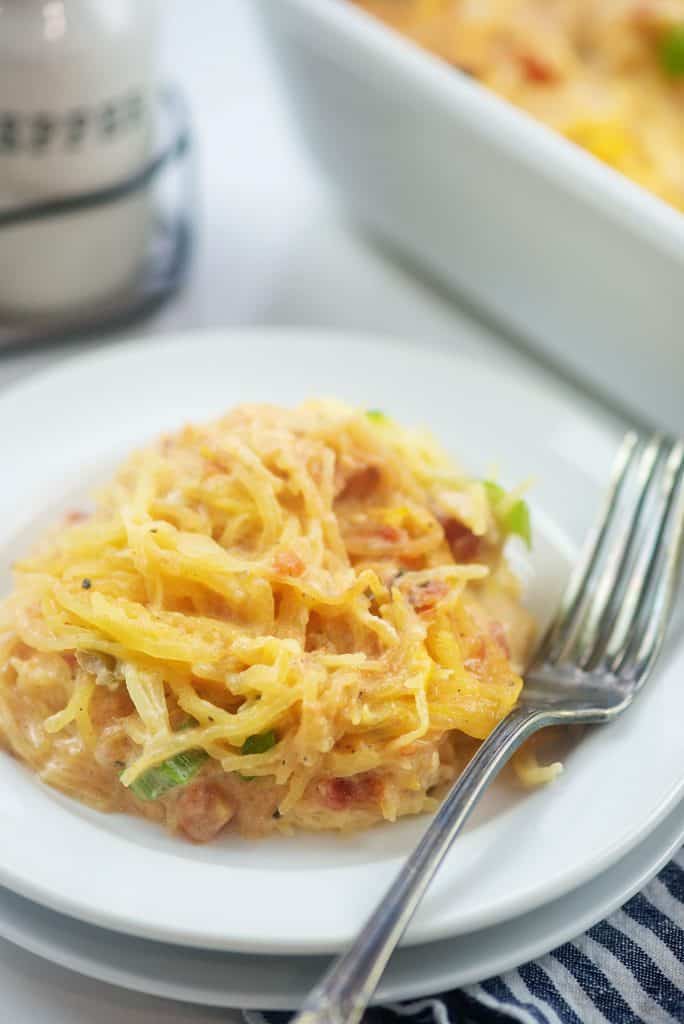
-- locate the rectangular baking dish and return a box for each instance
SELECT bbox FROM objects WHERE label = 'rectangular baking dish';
[253,0,684,433]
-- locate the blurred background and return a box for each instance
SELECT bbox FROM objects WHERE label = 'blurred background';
[1,0,623,432]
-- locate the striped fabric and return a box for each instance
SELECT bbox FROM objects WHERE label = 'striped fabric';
[250,848,684,1024]
[462,848,684,1024]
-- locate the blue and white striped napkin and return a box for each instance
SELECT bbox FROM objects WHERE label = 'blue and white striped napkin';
[252,847,684,1024]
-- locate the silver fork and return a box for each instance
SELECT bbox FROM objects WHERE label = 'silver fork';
[292,431,684,1024]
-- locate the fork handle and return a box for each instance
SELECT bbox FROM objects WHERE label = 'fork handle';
[291,705,552,1024]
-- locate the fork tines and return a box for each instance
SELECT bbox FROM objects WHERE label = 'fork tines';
[541,432,684,681]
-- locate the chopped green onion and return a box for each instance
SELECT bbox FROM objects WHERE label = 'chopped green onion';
[128,749,208,801]
[660,25,684,76]
[505,500,532,549]
[241,730,277,756]
[366,409,387,422]
[483,480,505,505]
[239,729,278,781]
[483,480,532,548]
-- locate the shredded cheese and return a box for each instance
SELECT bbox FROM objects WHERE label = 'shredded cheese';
[0,400,540,840]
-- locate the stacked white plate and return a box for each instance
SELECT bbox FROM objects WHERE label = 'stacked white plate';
[1,329,683,1011]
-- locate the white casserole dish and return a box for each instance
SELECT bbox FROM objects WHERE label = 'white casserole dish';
[253,0,684,433]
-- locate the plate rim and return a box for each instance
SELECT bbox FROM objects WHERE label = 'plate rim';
[0,794,681,1010]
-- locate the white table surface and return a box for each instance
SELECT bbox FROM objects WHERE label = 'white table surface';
[0,2,634,1020]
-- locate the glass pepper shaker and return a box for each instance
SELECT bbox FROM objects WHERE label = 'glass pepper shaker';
[0,0,161,317]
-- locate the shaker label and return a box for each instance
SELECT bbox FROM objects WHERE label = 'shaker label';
[0,90,147,154]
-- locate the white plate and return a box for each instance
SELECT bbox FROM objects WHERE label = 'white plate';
[0,327,681,955]
[0,795,682,1010]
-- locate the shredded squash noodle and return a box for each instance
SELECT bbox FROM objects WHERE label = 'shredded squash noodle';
[0,401,544,842]
[353,0,684,212]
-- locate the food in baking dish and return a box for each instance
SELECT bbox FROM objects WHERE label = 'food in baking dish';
[353,0,684,211]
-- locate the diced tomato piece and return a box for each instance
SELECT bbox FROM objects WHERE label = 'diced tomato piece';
[518,53,557,83]
[344,519,406,555]
[175,782,234,843]
[398,556,425,572]
[442,518,481,562]
[409,579,450,612]
[338,465,381,501]
[489,621,510,658]
[319,773,383,810]
[321,777,354,810]
[273,549,305,577]
[377,523,402,543]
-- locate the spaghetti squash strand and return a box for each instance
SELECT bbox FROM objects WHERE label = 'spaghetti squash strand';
[0,399,537,840]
